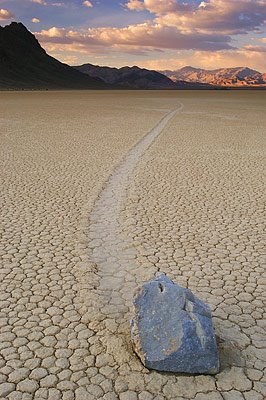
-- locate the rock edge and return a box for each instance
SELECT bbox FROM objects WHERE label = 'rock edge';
[130,274,219,374]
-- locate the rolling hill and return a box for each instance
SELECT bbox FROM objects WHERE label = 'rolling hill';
[75,63,178,89]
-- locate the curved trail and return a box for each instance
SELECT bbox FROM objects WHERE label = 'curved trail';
[78,103,186,399]
[88,103,183,306]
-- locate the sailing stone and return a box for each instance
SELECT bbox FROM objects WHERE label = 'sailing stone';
[130,274,219,374]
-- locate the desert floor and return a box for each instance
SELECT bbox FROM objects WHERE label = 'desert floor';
[0,90,265,400]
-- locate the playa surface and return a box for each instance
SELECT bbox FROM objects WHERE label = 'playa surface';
[1,90,265,400]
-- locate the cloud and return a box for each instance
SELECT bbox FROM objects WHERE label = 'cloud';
[0,8,14,20]
[36,22,233,55]
[51,54,79,64]
[244,45,266,53]
[33,0,266,70]
[31,0,64,6]
[199,2,208,8]
[125,0,266,35]
[31,0,46,4]
[95,23,233,50]
[32,17,40,23]
[39,27,64,37]
[37,27,132,56]
[126,0,189,13]
[83,1,93,7]
[126,0,145,11]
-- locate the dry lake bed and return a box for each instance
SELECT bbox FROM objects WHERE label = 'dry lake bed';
[0,90,265,399]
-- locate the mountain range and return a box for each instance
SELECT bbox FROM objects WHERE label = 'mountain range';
[75,63,175,89]
[0,22,265,90]
[74,63,212,90]
[162,66,266,87]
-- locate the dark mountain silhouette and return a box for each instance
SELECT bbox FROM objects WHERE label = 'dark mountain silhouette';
[75,63,177,89]
[0,22,110,89]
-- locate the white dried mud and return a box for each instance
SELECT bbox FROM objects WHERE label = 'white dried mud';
[1,91,265,400]
[89,104,182,295]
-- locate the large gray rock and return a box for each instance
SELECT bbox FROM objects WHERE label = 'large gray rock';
[130,274,219,374]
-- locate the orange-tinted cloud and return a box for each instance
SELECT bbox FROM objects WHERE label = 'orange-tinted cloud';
[0,8,14,20]
[36,22,233,53]
[126,0,266,35]
[126,0,193,13]
[244,45,266,53]
[31,0,47,4]
[36,0,266,57]
[31,0,65,6]
[83,1,93,8]
[36,27,101,46]
[126,0,145,11]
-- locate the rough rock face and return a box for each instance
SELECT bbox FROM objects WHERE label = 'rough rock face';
[130,274,219,374]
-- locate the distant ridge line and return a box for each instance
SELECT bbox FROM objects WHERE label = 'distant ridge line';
[160,66,266,87]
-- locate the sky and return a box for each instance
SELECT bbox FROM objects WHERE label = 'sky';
[1,0,266,71]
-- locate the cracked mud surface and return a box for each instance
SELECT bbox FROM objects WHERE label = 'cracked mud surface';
[1,91,265,400]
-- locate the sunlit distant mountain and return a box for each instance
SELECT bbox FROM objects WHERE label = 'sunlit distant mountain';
[161,66,266,87]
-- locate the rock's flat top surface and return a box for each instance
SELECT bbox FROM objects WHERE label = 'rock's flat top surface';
[131,274,219,374]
